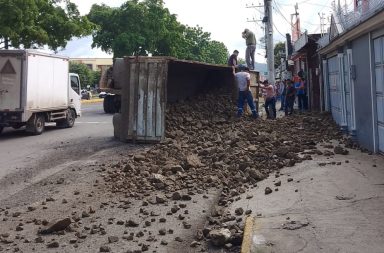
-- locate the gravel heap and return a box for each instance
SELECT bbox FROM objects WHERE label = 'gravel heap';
[104,92,343,198]
[101,91,346,249]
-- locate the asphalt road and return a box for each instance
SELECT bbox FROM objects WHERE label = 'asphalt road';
[0,102,115,184]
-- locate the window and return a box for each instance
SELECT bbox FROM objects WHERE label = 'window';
[70,76,80,95]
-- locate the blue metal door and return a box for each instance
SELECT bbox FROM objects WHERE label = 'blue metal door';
[374,37,384,152]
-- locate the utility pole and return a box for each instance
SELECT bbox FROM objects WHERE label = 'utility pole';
[318,12,325,35]
[264,0,275,83]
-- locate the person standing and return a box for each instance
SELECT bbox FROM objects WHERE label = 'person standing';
[242,29,256,70]
[279,80,287,111]
[295,77,305,111]
[260,80,276,119]
[285,80,296,115]
[228,50,239,67]
[233,65,258,118]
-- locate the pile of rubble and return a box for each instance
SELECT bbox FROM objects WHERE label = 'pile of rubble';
[101,91,346,249]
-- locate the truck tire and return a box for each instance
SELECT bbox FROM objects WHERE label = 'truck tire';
[26,114,45,135]
[57,109,76,128]
[104,95,114,114]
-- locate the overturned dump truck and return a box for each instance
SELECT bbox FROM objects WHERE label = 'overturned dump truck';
[100,56,259,143]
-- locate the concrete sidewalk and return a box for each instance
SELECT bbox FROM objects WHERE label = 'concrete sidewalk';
[235,144,384,253]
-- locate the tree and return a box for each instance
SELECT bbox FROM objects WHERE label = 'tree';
[274,42,286,69]
[201,41,229,65]
[69,63,98,88]
[88,0,229,64]
[0,0,93,50]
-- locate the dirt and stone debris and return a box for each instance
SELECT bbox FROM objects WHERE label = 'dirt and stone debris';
[0,92,353,252]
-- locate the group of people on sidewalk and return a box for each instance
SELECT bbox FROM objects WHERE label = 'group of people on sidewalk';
[229,28,308,120]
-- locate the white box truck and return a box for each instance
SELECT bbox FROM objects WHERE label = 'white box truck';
[0,50,81,135]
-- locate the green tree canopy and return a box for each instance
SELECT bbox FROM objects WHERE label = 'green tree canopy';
[88,0,228,64]
[0,0,93,50]
[274,41,286,69]
[69,62,100,88]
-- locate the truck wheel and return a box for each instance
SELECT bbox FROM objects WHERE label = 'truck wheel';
[26,114,45,135]
[104,95,113,114]
[57,109,76,128]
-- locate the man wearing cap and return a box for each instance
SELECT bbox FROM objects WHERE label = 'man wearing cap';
[242,29,256,70]
[233,65,258,119]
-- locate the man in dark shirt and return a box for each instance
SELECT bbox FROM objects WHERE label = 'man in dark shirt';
[227,50,239,67]
[285,79,296,116]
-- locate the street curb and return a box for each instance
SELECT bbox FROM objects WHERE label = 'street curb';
[241,216,255,253]
[81,98,104,104]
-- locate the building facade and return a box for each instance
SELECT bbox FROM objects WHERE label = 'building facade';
[70,58,113,72]
[318,0,384,153]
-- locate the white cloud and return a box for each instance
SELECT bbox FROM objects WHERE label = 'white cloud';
[61,0,333,64]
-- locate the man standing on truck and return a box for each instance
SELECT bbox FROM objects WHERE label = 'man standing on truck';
[242,29,256,70]
[233,65,258,119]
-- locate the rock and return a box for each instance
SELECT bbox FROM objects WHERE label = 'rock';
[334,146,349,155]
[39,218,71,234]
[265,187,273,195]
[56,178,65,184]
[175,237,183,242]
[35,237,44,243]
[155,195,166,204]
[181,195,192,201]
[82,211,90,218]
[287,178,293,182]
[209,228,231,247]
[171,192,182,200]
[224,243,233,249]
[274,181,281,187]
[186,154,204,168]
[108,236,119,243]
[235,208,244,216]
[190,241,200,248]
[126,219,139,227]
[171,165,184,173]
[12,212,21,218]
[99,246,111,252]
[46,241,59,248]
[183,221,192,229]
[161,240,168,245]
[246,194,253,199]
[159,229,166,235]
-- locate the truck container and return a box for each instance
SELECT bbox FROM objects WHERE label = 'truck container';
[101,56,259,143]
[0,50,81,135]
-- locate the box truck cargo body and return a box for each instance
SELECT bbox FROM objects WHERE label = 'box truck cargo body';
[0,50,81,135]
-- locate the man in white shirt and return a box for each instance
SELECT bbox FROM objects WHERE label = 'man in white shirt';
[233,65,258,118]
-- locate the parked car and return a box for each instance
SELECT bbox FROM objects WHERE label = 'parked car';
[99,91,108,98]
[81,89,92,100]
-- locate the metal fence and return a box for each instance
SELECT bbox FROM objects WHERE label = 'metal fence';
[334,0,384,31]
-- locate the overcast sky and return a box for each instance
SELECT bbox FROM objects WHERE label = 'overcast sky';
[60,0,336,63]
